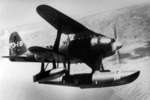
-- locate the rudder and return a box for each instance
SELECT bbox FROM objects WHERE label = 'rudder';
[9,32,27,56]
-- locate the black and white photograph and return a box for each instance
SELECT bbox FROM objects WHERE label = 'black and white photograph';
[1,0,150,100]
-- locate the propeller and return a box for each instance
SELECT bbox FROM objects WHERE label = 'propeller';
[113,25,122,68]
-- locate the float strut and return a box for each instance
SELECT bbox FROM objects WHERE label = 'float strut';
[40,61,45,73]
[67,62,70,75]
[53,59,56,69]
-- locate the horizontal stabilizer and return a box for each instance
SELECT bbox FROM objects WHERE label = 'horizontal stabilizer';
[2,55,27,61]
[2,55,27,58]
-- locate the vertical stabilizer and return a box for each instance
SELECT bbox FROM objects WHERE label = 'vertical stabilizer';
[9,32,27,56]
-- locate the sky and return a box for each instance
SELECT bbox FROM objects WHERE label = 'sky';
[1,0,150,100]
[0,0,150,30]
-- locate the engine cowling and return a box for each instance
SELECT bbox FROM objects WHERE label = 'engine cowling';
[91,37,115,58]
[91,37,122,58]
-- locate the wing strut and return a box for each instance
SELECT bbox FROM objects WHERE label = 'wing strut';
[52,25,62,69]
[53,25,62,51]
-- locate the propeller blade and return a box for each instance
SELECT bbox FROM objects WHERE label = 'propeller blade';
[113,25,117,40]
[113,24,122,68]
[116,50,121,68]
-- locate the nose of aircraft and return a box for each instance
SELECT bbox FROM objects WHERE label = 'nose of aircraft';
[115,41,123,50]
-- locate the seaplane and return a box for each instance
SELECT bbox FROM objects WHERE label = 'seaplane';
[3,5,140,89]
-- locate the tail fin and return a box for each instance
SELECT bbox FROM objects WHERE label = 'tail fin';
[9,32,27,56]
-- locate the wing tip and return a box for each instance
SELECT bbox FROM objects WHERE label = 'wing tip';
[36,4,53,12]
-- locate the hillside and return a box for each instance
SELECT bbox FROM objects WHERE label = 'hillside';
[79,3,150,43]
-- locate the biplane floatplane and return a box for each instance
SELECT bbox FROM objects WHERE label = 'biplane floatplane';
[3,5,140,89]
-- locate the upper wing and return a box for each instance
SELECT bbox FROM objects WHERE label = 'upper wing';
[36,5,106,38]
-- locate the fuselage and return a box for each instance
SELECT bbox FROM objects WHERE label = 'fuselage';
[59,36,116,61]
[10,35,121,65]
